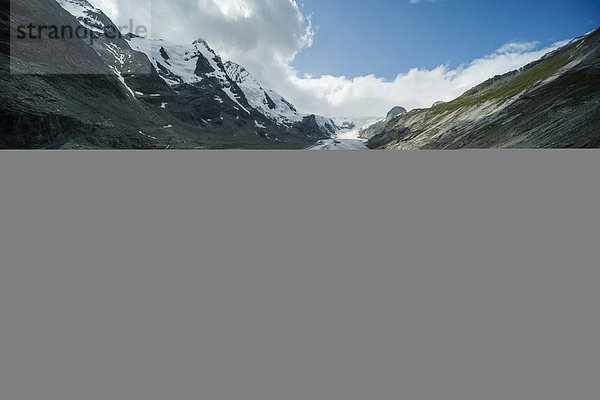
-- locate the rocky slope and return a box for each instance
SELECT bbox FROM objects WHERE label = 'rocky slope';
[2,0,168,148]
[363,28,600,149]
[0,0,333,148]
[358,105,406,139]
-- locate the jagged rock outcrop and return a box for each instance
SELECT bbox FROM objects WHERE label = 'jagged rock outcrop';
[386,106,407,119]
[358,105,407,140]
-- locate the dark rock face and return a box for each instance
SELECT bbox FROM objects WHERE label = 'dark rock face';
[264,92,277,110]
[358,106,408,140]
[159,47,170,61]
[294,114,336,141]
[0,0,330,148]
[297,115,334,141]
[194,55,216,75]
[432,101,445,107]
[386,106,407,120]
[337,121,356,131]
[0,112,80,149]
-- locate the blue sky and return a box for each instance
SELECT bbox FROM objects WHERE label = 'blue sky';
[293,0,600,79]
[99,0,600,116]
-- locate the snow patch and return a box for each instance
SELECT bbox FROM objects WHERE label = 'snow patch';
[104,42,126,67]
[56,0,106,33]
[222,86,251,114]
[127,37,203,85]
[139,130,157,140]
[109,66,135,98]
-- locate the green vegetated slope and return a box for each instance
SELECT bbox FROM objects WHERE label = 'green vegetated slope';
[366,27,600,149]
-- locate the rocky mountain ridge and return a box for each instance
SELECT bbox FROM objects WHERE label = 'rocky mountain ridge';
[0,0,335,148]
[362,28,600,149]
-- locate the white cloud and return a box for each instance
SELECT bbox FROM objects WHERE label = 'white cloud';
[89,0,567,117]
[279,41,565,117]
[89,0,120,18]
[497,41,540,54]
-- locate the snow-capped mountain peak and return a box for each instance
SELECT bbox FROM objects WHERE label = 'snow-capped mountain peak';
[126,36,252,113]
[223,61,303,126]
[222,62,337,135]
[223,62,255,88]
[54,0,337,140]
[192,38,213,50]
[55,0,111,33]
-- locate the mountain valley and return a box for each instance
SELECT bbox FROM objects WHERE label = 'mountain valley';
[1,0,598,149]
